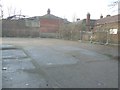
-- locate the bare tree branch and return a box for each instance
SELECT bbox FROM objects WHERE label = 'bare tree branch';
[108,0,120,7]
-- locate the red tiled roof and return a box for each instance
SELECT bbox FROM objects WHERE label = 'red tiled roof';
[95,14,120,25]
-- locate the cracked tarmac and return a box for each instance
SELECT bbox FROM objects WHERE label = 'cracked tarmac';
[1,38,118,88]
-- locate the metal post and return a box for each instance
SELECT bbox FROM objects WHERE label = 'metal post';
[80,31,82,42]
[71,30,72,40]
[105,30,109,45]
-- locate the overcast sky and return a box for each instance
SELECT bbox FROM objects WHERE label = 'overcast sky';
[1,0,118,21]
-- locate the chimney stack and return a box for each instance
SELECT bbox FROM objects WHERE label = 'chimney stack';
[100,14,103,19]
[47,8,50,14]
[86,13,90,31]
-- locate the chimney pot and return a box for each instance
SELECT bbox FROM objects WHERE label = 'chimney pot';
[77,18,80,21]
[106,14,111,17]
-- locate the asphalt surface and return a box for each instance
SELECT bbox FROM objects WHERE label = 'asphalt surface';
[1,38,118,88]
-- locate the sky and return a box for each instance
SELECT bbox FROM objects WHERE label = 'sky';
[1,0,118,21]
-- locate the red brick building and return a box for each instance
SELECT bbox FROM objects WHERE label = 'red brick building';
[39,9,70,38]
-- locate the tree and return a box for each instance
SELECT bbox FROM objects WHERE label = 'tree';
[7,6,22,18]
[109,0,120,7]
[108,0,120,13]
[0,0,3,19]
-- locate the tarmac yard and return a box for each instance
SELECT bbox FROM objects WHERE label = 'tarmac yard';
[1,38,118,88]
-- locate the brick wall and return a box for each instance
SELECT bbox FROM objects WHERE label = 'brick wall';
[40,18,63,38]
[40,19,61,33]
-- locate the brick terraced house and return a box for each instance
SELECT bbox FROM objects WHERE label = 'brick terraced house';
[93,14,120,44]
